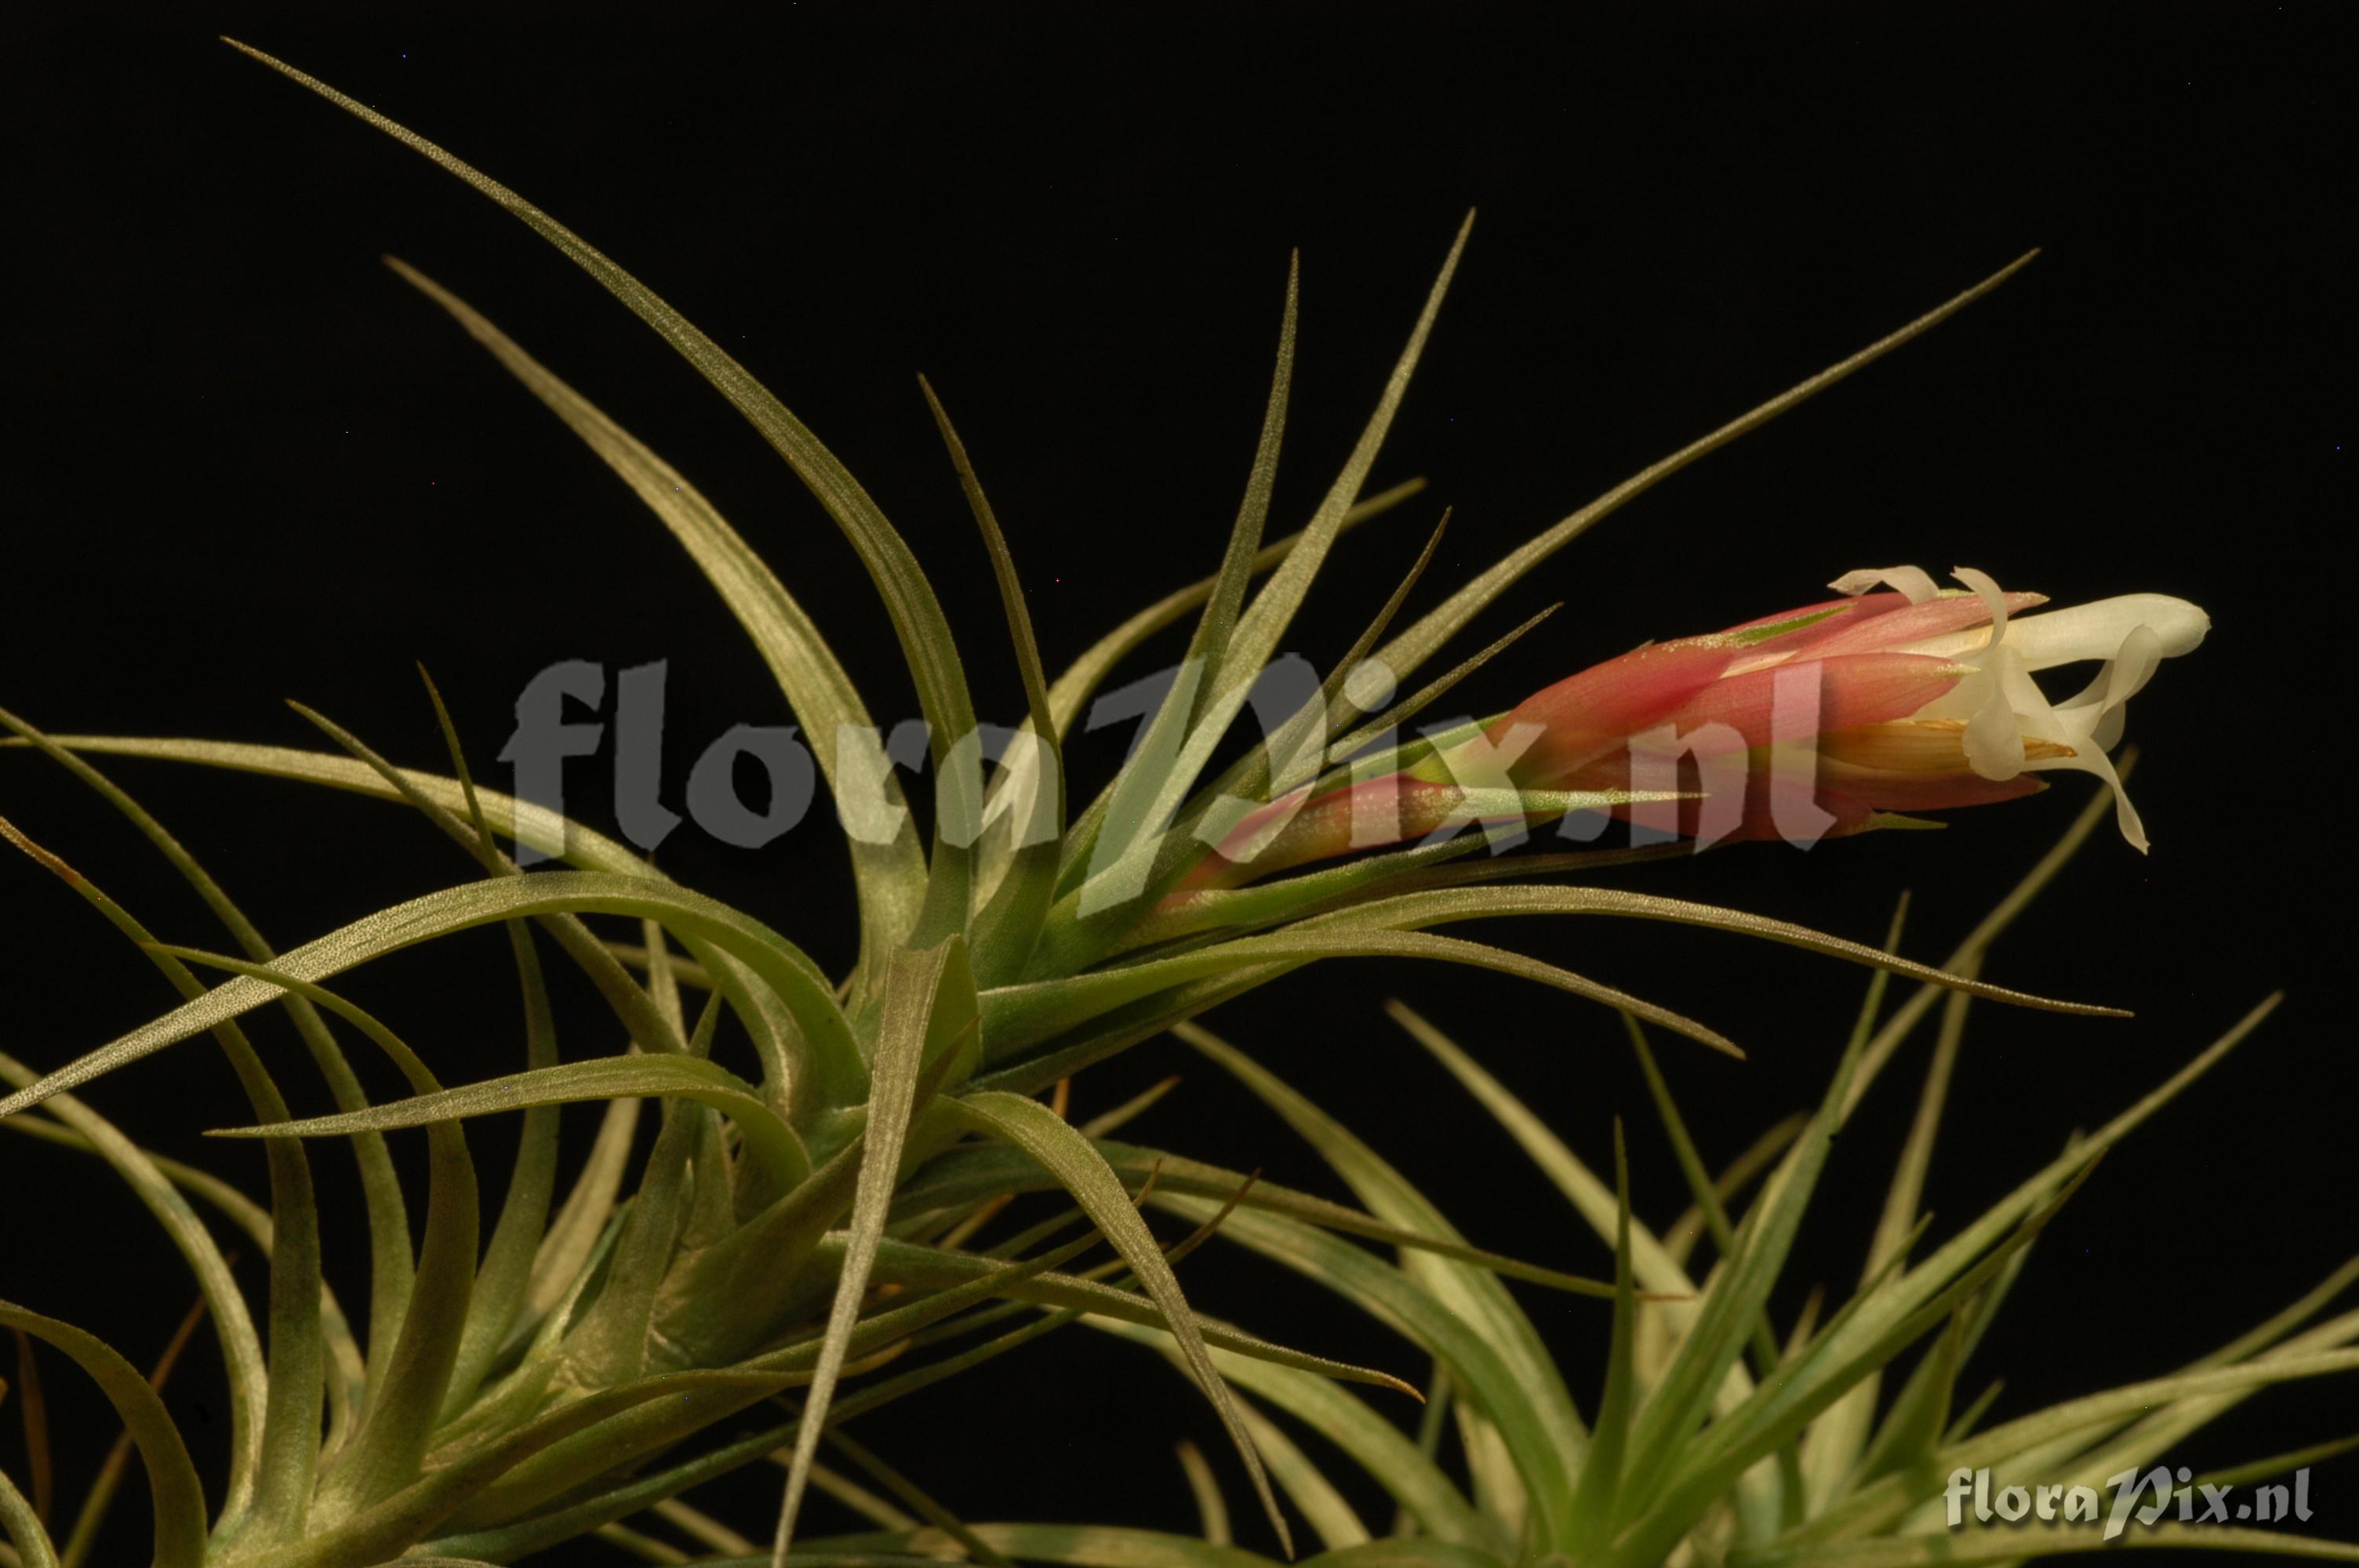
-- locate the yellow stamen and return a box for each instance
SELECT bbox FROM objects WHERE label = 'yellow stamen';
[1819,717,2074,773]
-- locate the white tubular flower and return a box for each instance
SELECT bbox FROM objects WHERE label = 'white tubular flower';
[1885,566,2210,851]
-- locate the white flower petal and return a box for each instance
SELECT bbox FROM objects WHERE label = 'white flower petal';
[2059,623,2164,752]
[1949,566,2015,649]
[1829,565,1939,603]
[2001,593,2209,671]
[2090,701,2131,754]
[1833,568,2189,850]
[2025,741,2151,854]
[2060,622,2165,711]
[1960,651,2029,780]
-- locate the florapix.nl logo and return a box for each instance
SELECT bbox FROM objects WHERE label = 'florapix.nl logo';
[1943,1465,2316,1541]
[493,648,1876,904]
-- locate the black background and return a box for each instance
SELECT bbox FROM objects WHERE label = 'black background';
[3,6,2351,1563]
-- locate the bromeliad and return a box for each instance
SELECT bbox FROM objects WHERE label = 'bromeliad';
[1192,564,2207,885]
[0,37,2218,1568]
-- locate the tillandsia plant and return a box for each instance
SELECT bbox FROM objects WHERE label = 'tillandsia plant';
[904,782,2359,1568]
[0,35,2324,1568]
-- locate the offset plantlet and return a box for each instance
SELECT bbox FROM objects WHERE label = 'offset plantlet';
[0,38,2262,1568]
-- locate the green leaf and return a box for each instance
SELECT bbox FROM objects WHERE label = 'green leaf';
[1568,1122,1638,1555]
[1221,214,1473,706]
[0,1464,58,1568]
[1159,1194,1586,1549]
[769,938,972,1562]
[12,736,643,868]
[2194,1431,2359,1493]
[283,702,714,1085]
[0,820,320,1542]
[390,261,930,993]
[809,1523,1283,1568]
[54,1293,212,1568]
[895,1140,1617,1296]
[1238,1398,1370,1552]
[1293,884,2121,1021]
[1850,1306,1968,1493]
[416,671,565,1417]
[1616,907,1912,1523]
[212,1053,810,1200]
[555,1096,705,1394]
[1061,255,1299,919]
[1805,977,1978,1510]
[947,1090,1294,1556]
[420,1235,1106,1559]
[1096,1322,1495,1552]
[653,1125,867,1369]
[986,923,1743,1062]
[518,1087,642,1342]
[994,477,1427,852]
[0,1305,206,1568]
[261,1360,818,1567]
[1834,758,2137,1129]
[1754,995,2287,1547]
[1619,1013,1790,1425]
[0,1084,376,1477]
[1178,1441,1232,1548]
[442,919,562,1415]
[1384,1003,1762,1428]
[162,949,482,1519]
[1061,214,1462,933]
[0,871,861,1123]
[862,1236,1412,1393]
[1618,1162,2095,1566]
[1175,509,1455,893]
[230,39,983,946]
[824,1428,1016,1568]
[919,376,1067,987]
[0,706,417,1407]
[1122,836,1675,960]
[2040,1303,2359,1504]
[1180,1025,1585,1545]
[1300,1544,1508,1568]
[1369,252,2039,690]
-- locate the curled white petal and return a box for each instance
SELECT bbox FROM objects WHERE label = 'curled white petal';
[1904,626,2164,849]
[2055,623,2165,750]
[1829,565,1939,603]
[1959,648,2029,780]
[1949,566,2013,649]
[2026,739,2150,854]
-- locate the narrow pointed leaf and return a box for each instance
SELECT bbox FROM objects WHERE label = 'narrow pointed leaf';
[0,707,417,1398]
[390,263,928,984]
[162,950,480,1517]
[919,375,1067,985]
[212,1053,809,1196]
[0,872,860,1123]
[0,1465,58,1568]
[771,938,972,1562]
[986,924,1741,1061]
[1223,213,1473,692]
[229,39,983,943]
[0,1305,205,1568]
[1371,252,2039,687]
[0,821,318,1540]
[947,1090,1296,1556]
[1181,1026,1585,1543]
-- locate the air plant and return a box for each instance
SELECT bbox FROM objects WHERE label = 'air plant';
[0,38,2321,1568]
[890,784,2358,1568]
